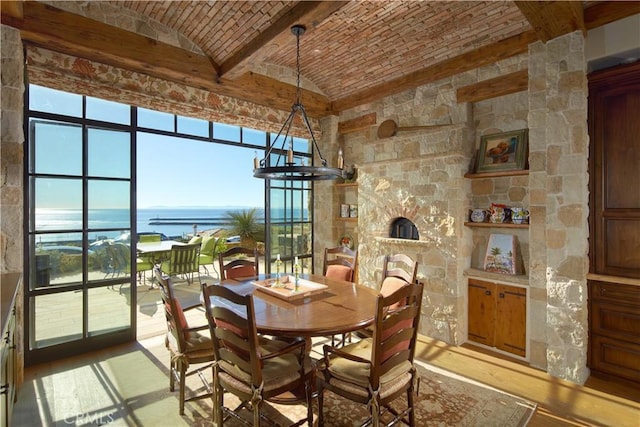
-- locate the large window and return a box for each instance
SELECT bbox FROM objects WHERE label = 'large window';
[26,84,314,364]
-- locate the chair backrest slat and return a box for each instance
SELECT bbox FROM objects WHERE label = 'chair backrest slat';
[218,247,259,280]
[168,243,200,275]
[323,246,357,282]
[155,268,189,351]
[202,283,263,384]
[381,253,418,285]
[371,280,424,388]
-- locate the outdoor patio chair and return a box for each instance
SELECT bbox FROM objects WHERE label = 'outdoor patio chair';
[197,235,222,278]
[155,269,214,415]
[317,280,424,427]
[138,234,162,243]
[136,255,154,285]
[160,243,201,285]
[218,246,259,280]
[136,234,161,284]
[201,282,314,426]
[104,242,131,279]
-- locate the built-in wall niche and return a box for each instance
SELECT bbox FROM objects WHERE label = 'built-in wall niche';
[390,217,419,240]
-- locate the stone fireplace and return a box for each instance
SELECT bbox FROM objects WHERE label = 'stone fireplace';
[351,121,475,346]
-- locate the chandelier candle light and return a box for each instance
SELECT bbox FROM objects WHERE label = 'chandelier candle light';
[253,25,352,181]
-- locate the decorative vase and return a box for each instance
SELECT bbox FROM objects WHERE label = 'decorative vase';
[470,209,486,223]
[511,207,529,224]
[489,205,506,223]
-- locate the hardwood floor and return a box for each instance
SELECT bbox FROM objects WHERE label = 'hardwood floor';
[13,278,640,426]
[417,337,640,426]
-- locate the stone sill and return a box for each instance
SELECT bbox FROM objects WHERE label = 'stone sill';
[374,237,432,247]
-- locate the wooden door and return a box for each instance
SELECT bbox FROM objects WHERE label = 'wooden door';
[495,284,527,357]
[468,279,495,347]
[589,61,640,279]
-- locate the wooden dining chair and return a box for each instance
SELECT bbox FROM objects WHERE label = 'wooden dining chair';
[160,243,201,285]
[201,282,314,426]
[323,245,358,346]
[323,245,357,282]
[218,246,259,280]
[155,268,214,415]
[317,280,424,427]
[357,253,419,340]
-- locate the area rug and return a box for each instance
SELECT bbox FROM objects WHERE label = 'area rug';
[184,356,537,426]
[316,360,537,426]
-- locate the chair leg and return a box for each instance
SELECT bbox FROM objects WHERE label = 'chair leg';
[305,378,313,426]
[212,370,223,427]
[252,400,261,426]
[317,380,325,427]
[407,384,415,427]
[179,362,186,415]
[169,356,176,392]
[371,394,380,427]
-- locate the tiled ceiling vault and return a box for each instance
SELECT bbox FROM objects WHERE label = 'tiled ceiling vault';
[3,1,637,115]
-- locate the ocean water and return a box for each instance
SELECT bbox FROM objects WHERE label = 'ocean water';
[34,207,306,243]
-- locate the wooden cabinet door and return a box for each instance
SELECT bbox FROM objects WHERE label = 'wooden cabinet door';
[495,284,527,357]
[468,279,495,347]
[589,62,640,279]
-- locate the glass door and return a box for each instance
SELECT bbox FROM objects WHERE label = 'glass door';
[26,115,135,365]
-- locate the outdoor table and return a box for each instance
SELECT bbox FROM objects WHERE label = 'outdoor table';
[136,240,185,265]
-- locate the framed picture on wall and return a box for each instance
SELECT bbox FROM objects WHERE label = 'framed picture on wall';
[475,129,528,173]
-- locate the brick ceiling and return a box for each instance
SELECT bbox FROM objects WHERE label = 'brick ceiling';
[119,0,530,102]
[3,1,637,115]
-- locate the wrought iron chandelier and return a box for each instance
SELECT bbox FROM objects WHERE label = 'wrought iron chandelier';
[253,25,350,181]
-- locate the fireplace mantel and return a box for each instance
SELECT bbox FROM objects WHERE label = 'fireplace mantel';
[374,236,432,247]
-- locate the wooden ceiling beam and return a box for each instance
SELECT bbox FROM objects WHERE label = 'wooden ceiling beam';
[584,1,640,30]
[457,69,529,104]
[332,30,537,112]
[516,1,586,42]
[3,2,332,117]
[220,1,348,80]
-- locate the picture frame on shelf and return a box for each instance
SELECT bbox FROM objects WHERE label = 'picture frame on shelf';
[475,129,528,174]
[483,233,521,275]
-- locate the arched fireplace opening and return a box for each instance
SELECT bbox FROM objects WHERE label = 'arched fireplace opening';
[390,217,419,240]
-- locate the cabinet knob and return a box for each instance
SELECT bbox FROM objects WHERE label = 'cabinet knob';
[499,292,505,298]
[485,290,491,296]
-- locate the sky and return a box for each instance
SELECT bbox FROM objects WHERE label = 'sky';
[31,84,265,210]
[137,133,264,209]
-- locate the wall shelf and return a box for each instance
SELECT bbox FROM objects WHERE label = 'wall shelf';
[464,170,529,179]
[337,217,358,222]
[336,182,358,188]
[464,221,528,229]
[464,268,529,286]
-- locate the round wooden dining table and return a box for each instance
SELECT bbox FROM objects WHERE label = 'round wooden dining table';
[205,273,379,338]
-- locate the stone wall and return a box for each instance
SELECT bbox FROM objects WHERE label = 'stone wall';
[528,33,590,383]
[328,33,590,383]
[1,25,24,275]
